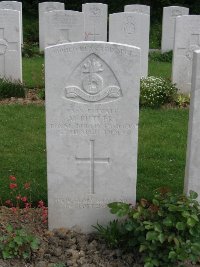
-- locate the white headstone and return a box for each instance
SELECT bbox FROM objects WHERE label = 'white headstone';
[124,4,150,15]
[0,9,22,81]
[39,2,65,51]
[82,3,108,41]
[185,50,200,201]
[109,12,149,77]
[45,41,141,232]
[0,1,23,44]
[161,6,189,53]
[44,10,84,48]
[172,15,200,93]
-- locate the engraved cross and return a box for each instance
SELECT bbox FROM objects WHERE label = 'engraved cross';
[0,28,18,76]
[85,25,100,41]
[59,29,71,43]
[75,139,110,194]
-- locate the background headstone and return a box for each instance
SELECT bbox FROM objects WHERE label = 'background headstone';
[124,4,150,15]
[0,9,22,81]
[185,50,200,201]
[45,42,141,232]
[82,3,108,41]
[0,1,23,44]
[109,12,149,77]
[161,6,189,53]
[39,2,64,51]
[44,10,84,48]
[172,15,200,93]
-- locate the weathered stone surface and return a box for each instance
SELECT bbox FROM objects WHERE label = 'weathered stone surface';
[109,12,149,77]
[0,9,22,81]
[45,42,141,232]
[39,2,64,51]
[161,6,189,53]
[172,15,200,92]
[44,10,84,48]
[82,3,107,41]
[124,4,150,15]
[0,1,23,44]
[185,50,200,201]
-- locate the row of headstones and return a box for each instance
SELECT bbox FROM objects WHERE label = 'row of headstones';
[40,2,150,77]
[45,40,200,232]
[39,2,200,93]
[39,3,189,52]
[0,1,199,93]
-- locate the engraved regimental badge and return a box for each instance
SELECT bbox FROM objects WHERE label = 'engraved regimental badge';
[64,54,122,103]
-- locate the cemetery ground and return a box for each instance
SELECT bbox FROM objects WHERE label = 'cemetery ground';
[0,54,200,266]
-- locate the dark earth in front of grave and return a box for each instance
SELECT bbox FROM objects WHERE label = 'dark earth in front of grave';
[1,206,200,267]
[0,206,140,267]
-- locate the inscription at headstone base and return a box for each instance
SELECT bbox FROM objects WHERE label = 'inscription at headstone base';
[0,9,22,81]
[172,15,200,92]
[185,50,200,201]
[109,12,149,77]
[45,42,141,232]
[161,6,189,52]
[39,2,65,51]
[82,3,108,41]
[44,10,84,48]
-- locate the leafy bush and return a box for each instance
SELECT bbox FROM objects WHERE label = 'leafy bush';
[22,42,41,58]
[149,51,173,63]
[149,23,161,49]
[0,78,25,99]
[23,18,39,43]
[0,224,40,260]
[140,76,178,108]
[175,93,190,108]
[37,88,45,100]
[95,190,200,267]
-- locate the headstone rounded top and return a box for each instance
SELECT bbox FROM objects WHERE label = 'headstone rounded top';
[39,2,65,11]
[45,40,141,53]
[46,10,82,15]
[124,4,150,15]
[164,6,189,9]
[110,12,150,17]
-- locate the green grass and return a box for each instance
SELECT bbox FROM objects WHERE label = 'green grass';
[0,105,46,204]
[0,106,189,204]
[137,108,189,200]
[22,57,44,89]
[148,61,172,79]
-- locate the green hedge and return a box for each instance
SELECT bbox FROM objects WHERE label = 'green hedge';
[22,0,199,19]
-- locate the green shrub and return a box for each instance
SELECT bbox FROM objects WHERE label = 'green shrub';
[23,18,39,43]
[0,78,25,99]
[149,51,173,63]
[95,190,200,267]
[22,42,41,58]
[140,76,178,108]
[175,93,190,108]
[37,88,45,100]
[150,23,161,49]
[0,224,40,260]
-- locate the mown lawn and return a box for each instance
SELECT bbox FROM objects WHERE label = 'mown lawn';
[22,57,44,89]
[0,105,47,204]
[0,105,189,204]
[148,61,172,79]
